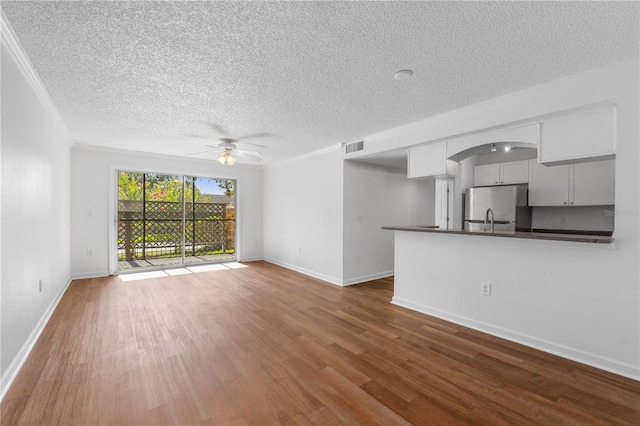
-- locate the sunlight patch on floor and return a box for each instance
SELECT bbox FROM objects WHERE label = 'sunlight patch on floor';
[119,271,168,281]
[222,262,249,269]
[187,264,230,273]
[165,268,192,276]
[118,262,249,282]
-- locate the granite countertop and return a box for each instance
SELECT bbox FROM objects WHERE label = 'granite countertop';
[382,226,614,244]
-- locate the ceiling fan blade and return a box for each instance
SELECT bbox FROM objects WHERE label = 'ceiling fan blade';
[205,144,223,150]
[208,123,230,136]
[239,141,266,148]
[234,149,262,161]
[185,150,216,156]
[187,134,215,139]
[237,132,274,140]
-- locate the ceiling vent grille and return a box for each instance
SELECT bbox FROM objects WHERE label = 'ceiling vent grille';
[344,140,365,154]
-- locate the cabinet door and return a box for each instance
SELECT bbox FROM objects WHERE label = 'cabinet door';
[539,106,615,164]
[501,160,529,185]
[571,160,615,205]
[474,164,500,186]
[529,161,570,206]
[408,142,458,178]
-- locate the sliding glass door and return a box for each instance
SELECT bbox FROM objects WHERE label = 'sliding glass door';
[117,171,236,272]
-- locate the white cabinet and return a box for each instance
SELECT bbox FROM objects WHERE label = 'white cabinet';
[528,162,570,206]
[473,164,500,186]
[529,159,615,206]
[408,142,459,178]
[572,161,616,205]
[473,160,529,186]
[539,106,616,165]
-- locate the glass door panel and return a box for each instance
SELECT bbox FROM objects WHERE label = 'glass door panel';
[142,174,185,269]
[185,178,236,264]
[117,172,236,272]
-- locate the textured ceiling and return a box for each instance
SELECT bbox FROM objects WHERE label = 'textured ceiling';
[2,1,638,165]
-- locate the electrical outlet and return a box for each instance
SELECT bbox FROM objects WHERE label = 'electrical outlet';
[39,279,43,293]
[87,249,93,257]
[481,282,491,296]
[560,217,567,224]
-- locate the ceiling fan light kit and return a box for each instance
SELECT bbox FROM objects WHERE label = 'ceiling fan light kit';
[217,150,236,166]
[187,123,264,165]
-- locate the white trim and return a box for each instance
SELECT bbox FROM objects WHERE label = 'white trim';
[391,296,640,381]
[264,144,342,169]
[342,270,394,286]
[0,10,71,139]
[358,57,638,157]
[0,277,73,402]
[238,256,263,262]
[263,258,343,286]
[108,167,117,275]
[367,59,633,144]
[74,144,263,170]
[71,271,110,280]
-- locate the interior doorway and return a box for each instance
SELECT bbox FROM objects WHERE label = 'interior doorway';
[435,178,454,230]
[116,171,236,272]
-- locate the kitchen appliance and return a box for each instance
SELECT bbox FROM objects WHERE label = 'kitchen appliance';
[464,185,531,232]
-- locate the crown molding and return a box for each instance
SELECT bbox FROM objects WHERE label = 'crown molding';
[1,9,71,138]
[72,143,264,170]
[264,143,342,169]
[361,56,639,154]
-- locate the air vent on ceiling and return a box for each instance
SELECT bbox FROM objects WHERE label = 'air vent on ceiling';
[344,140,365,154]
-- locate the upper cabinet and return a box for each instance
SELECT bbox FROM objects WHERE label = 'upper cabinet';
[538,105,616,165]
[474,160,529,186]
[408,142,459,178]
[572,161,616,206]
[529,159,615,206]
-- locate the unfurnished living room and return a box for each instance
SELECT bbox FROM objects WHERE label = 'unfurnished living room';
[1,2,639,425]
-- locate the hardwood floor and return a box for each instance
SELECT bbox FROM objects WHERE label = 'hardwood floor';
[2,261,638,425]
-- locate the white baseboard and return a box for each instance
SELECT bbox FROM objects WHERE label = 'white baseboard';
[238,256,264,262]
[71,270,110,280]
[1,276,73,402]
[263,258,343,286]
[342,270,394,286]
[391,296,639,381]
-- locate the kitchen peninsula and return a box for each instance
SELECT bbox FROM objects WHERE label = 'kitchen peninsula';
[383,225,614,244]
[383,223,631,377]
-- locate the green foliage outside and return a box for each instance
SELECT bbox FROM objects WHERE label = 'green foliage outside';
[118,172,235,202]
[215,179,235,197]
[118,172,236,261]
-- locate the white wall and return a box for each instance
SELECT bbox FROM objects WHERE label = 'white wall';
[1,42,72,388]
[70,146,263,277]
[385,57,640,379]
[392,231,638,378]
[263,147,344,285]
[415,177,435,225]
[343,161,418,285]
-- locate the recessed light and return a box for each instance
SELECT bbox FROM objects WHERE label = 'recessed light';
[394,69,413,80]
[504,145,511,152]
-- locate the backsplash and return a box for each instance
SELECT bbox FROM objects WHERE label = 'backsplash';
[531,206,614,232]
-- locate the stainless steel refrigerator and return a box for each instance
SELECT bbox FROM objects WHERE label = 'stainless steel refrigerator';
[464,185,531,232]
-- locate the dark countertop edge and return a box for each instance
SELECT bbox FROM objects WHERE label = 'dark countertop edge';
[382,226,615,244]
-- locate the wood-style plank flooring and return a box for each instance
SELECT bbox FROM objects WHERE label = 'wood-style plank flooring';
[2,261,638,425]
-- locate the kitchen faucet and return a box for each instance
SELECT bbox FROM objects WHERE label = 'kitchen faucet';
[485,208,495,232]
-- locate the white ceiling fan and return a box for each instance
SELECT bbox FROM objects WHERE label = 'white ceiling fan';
[187,124,272,165]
